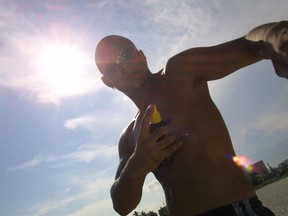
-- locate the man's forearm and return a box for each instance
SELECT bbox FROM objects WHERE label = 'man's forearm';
[111,156,147,215]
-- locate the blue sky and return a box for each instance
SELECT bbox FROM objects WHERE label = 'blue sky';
[0,0,288,215]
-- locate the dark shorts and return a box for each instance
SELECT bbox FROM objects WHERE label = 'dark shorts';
[199,196,275,216]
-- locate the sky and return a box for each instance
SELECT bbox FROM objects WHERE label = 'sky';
[0,0,288,215]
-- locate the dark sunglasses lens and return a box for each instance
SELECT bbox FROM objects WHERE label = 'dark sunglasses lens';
[121,47,136,59]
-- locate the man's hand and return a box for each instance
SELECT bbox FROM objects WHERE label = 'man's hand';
[268,21,288,58]
[268,21,288,79]
[131,105,182,174]
[246,21,288,79]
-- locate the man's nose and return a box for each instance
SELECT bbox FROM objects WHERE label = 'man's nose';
[119,60,132,73]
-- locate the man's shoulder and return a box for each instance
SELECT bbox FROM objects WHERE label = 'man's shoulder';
[162,47,203,75]
[160,50,207,86]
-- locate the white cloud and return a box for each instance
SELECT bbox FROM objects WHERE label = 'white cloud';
[254,112,288,135]
[32,197,76,216]
[134,1,218,71]
[64,174,112,201]
[64,106,134,138]
[8,144,117,172]
[68,199,113,216]
[8,154,51,171]
[64,116,99,130]
[143,179,161,193]
[28,173,114,216]
[64,144,117,163]
[254,85,288,133]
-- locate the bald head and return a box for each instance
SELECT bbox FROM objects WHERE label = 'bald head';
[95,35,136,74]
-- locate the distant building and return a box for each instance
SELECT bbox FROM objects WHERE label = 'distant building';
[250,160,269,175]
[241,160,270,185]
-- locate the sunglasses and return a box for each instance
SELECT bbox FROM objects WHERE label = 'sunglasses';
[115,46,138,65]
[103,46,138,76]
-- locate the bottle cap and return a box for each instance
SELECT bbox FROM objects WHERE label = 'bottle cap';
[151,105,162,124]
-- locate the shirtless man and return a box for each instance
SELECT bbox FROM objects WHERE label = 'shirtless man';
[95,21,288,216]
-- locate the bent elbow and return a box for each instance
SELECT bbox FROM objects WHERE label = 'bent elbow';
[113,202,133,216]
[110,183,140,215]
[111,190,134,215]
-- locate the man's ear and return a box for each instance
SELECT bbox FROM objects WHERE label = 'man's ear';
[101,76,115,89]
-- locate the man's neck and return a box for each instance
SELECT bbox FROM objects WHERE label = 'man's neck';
[124,72,162,111]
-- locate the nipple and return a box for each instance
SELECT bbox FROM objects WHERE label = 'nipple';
[181,130,190,141]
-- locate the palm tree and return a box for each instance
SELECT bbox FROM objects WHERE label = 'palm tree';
[158,206,169,216]
[132,211,140,216]
[147,211,158,216]
[132,206,168,216]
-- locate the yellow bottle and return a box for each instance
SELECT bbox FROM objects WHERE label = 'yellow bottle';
[149,105,166,132]
[149,105,174,167]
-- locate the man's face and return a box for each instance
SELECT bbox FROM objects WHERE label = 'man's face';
[96,36,149,92]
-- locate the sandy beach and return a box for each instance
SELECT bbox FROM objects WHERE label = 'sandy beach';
[256,177,288,216]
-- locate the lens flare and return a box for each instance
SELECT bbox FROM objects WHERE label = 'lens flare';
[243,164,254,173]
[229,155,254,173]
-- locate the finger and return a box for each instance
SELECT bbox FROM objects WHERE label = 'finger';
[156,134,177,148]
[151,126,172,142]
[162,140,183,157]
[140,104,155,133]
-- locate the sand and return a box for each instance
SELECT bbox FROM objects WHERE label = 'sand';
[256,177,288,216]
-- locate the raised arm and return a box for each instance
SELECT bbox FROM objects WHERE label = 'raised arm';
[110,122,146,216]
[167,21,288,81]
[110,105,182,215]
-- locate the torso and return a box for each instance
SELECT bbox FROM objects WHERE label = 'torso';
[124,67,255,215]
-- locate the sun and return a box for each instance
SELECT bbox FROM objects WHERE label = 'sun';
[34,41,93,103]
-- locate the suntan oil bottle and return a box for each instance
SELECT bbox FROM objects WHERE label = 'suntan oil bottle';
[149,105,174,167]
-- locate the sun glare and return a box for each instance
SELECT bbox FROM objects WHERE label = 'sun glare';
[232,155,253,173]
[34,42,93,102]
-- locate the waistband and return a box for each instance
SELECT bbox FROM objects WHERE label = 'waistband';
[199,196,275,216]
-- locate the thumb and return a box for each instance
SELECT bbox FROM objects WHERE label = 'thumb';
[140,104,154,133]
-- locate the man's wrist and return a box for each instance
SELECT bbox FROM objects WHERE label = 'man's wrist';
[123,155,149,179]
